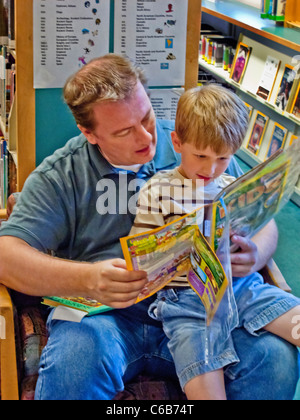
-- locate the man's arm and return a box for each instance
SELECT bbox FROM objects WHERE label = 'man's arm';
[230,219,278,278]
[0,236,147,308]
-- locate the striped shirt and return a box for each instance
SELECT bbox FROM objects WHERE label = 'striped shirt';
[130,167,235,286]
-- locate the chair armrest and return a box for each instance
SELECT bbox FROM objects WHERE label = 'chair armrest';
[0,209,7,220]
[0,284,19,400]
[260,259,291,292]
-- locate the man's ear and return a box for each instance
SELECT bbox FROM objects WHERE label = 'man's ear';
[77,125,97,145]
[171,131,182,153]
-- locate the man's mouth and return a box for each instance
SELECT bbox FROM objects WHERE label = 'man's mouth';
[136,146,151,155]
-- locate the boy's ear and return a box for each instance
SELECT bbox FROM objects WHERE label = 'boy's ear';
[77,124,97,145]
[171,131,182,153]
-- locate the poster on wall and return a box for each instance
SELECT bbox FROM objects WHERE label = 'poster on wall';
[149,88,183,120]
[114,0,188,87]
[33,0,110,89]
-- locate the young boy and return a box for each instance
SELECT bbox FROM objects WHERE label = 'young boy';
[130,84,300,400]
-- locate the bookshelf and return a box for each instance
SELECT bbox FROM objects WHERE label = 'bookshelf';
[201,0,300,52]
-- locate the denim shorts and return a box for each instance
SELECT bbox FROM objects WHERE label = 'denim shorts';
[148,272,300,390]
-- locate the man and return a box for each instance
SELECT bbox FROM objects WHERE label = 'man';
[0,54,298,400]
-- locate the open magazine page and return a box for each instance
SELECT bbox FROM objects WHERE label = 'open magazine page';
[212,140,300,251]
[120,209,202,302]
[187,225,229,324]
[120,203,236,326]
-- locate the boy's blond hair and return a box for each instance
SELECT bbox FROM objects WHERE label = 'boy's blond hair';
[175,84,249,154]
[63,54,147,130]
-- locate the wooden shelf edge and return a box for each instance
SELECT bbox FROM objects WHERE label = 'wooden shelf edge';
[0,209,7,219]
[202,6,300,53]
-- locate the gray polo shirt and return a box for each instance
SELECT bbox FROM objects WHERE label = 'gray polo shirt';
[0,119,242,263]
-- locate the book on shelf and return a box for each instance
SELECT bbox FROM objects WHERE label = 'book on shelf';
[244,102,254,119]
[274,64,297,112]
[246,110,269,156]
[288,134,299,146]
[265,122,288,159]
[120,140,300,323]
[289,82,300,119]
[256,56,281,101]
[230,41,252,84]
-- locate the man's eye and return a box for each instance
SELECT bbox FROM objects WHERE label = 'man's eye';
[116,129,131,137]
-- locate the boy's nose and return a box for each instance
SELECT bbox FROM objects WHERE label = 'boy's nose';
[202,162,216,177]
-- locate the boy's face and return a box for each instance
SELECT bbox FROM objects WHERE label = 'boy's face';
[171,132,233,186]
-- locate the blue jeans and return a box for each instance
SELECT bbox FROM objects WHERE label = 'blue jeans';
[35,299,299,400]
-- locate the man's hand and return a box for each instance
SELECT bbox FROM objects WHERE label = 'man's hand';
[88,258,148,309]
[230,235,259,278]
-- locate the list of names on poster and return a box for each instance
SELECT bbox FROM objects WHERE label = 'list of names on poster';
[114,0,188,87]
[33,0,110,89]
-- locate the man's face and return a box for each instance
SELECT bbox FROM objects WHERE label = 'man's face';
[80,82,157,166]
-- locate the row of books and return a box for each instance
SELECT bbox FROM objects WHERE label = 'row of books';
[261,0,286,21]
[199,31,300,121]
[0,137,7,209]
[0,46,15,134]
[0,0,15,47]
[244,103,299,160]
[199,32,236,73]
[0,136,17,209]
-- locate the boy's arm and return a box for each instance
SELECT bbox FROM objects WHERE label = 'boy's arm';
[230,220,278,277]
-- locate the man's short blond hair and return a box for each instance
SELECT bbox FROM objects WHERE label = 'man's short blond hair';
[175,84,249,154]
[63,54,147,130]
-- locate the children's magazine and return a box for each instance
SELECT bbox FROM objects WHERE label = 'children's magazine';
[120,139,300,322]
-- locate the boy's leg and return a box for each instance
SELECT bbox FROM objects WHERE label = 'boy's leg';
[149,288,239,400]
[184,369,226,400]
[264,305,300,347]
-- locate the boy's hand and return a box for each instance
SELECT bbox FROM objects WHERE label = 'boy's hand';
[230,235,259,278]
[88,259,148,309]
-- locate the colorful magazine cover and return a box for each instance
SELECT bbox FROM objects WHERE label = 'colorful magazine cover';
[290,83,300,119]
[246,111,269,155]
[275,64,297,111]
[265,123,288,159]
[212,139,300,252]
[230,42,251,84]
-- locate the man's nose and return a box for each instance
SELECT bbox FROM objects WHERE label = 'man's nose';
[136,124,152,143]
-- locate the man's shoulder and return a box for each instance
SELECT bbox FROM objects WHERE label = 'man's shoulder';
[36,133,88,174]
